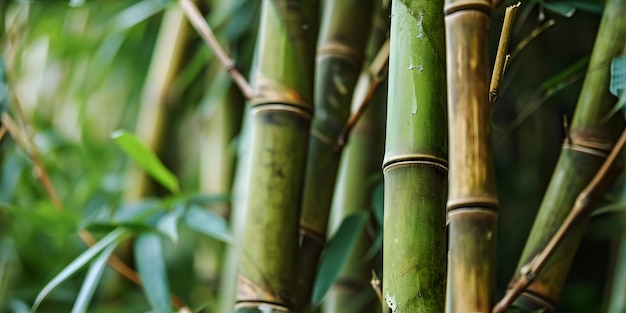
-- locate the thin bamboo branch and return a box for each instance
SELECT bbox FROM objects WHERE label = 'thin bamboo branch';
[370,270,382,303]
[490,2,520,105]
[1,113,63,210]
[493,128,626,313]
[179,0,254,100]
[0,126,7,143]
[510,19,555,62]
[336,38,390,150]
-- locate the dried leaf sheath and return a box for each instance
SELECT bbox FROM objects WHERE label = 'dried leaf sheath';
[235,0,318,312]
[444,0,497,312]
[502,0,626,310]
[382,0,448,312]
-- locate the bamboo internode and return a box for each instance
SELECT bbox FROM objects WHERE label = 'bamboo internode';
[444,0,497,311]
[382,0,448,311]
[236,1,318,311]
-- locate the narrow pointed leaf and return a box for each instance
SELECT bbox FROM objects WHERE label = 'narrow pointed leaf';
[543,1,577,17]
[31,228,127,312]
[312,212,368,304]
[183,205,231,243]
[134,233,171,313]
[157,205,184,244]
[71,243,118,313]
[112,129,179,194]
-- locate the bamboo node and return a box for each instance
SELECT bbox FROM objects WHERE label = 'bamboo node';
[444,0,492,16]
[382,154,448,172]
[317,41,363,68]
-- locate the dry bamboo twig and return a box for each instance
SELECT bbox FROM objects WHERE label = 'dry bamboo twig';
[0,125,7,143]
[370,270,382,303]
[493,128,626,313]
[179,0,254,100]
[490,2,520,105]
[335,38,390,150]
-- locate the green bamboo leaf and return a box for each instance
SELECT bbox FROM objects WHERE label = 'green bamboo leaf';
[134,233,171,313]
[111,130,179,194]
[543,1,577,17]
[157,205,185,244]
[604,57,626,120]
[71,243,118,313]
[312,212,369,304]
[31,228,128,313]
[183,204,231,243]
[371,182,384,227]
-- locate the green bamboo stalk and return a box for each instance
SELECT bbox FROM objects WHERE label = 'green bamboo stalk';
[235,1,318,312]
[324,4,389,312]
[607,228,626,313]
[296,0,373,308]
[501,0,626,311]
[382,0,447,312]
[124,5,188,201]
[443,0,497,311]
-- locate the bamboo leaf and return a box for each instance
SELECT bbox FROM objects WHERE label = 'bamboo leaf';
[31,228,128,312]
[371,182,384,227]
[111,130,180,194]
[134,232,171,313]
[543,1,577,17]
[605,56,626,120]
[157,205,185,245]
[312,212,369,304]
[183,204,231,243]
[71,243,118,313]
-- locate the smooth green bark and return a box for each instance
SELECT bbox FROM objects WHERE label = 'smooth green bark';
[382,0,447,312]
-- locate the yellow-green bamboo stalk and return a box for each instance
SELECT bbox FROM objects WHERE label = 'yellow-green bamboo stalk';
[444,0,497,311]
[125,5,188,201]
[502,0,626,311]
[324,3,388,312]
[382,0,448,312]
[296,0,373,308]
[235,1,318,312]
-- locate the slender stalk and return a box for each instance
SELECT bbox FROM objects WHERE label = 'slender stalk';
[296,0,373,308]
[382,0,448,312]
[444,0,497,311]
[324,5,390,310]
[179,0,253,99]
[124,5,188,201]
[235,0,318,312]
[607,227,626,313]
[499,0,626,311]
[489,2,519,105]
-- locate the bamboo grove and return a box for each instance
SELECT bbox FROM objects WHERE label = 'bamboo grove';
[2,0,626,312]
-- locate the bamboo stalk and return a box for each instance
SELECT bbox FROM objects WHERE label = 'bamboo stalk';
[125,5,188,201]
[295,0,373,308]
[382,0,448,312]
[324,4,389,312]
[235,0,318,312]
[498,0,626,311]
[443,0,497,311]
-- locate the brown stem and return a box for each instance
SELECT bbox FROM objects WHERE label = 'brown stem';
[370,270,382,303]
[1,113,63,210]
[335,38,390,150]
[493,128,626,313]
[0,126,7,143]
[179,0,254,100]
[490,2,520,105]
